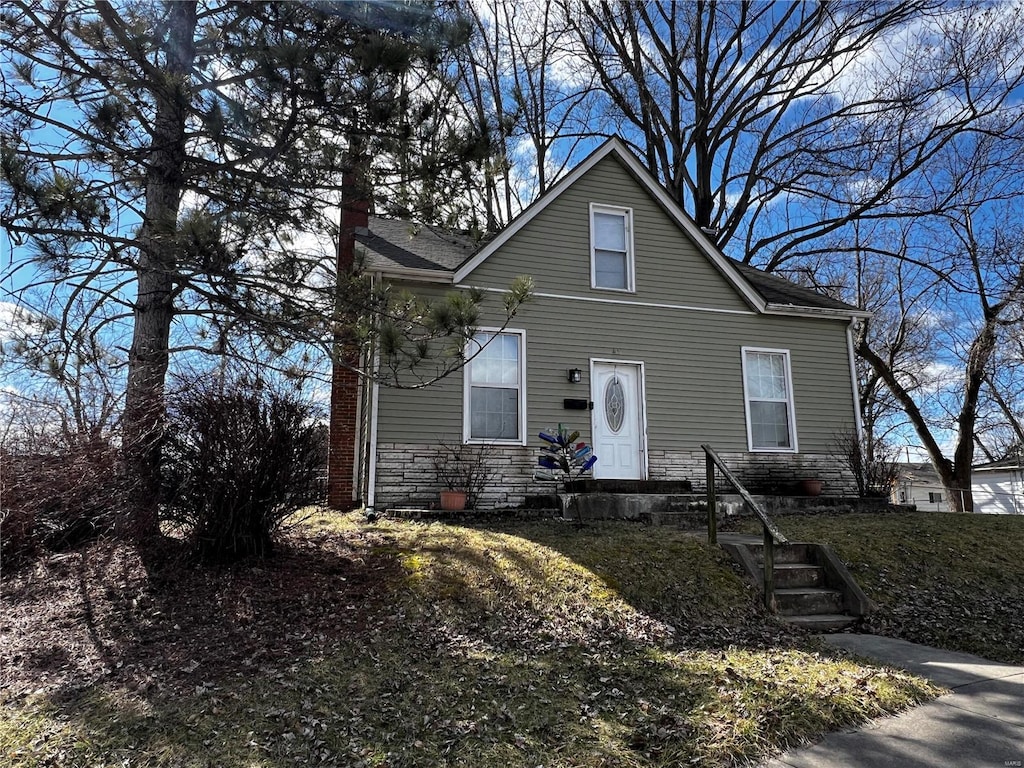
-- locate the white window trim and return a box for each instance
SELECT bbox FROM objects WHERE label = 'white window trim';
[462,327,527,446]
[589,203,635,293]
[741,346,798,453]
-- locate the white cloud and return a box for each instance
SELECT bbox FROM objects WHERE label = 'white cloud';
[0,302,46,344]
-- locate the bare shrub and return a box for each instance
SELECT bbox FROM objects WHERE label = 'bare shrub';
[0,435,120,564]
[161,377,326,563]
[431,441,496,509]
[830,428,902,498]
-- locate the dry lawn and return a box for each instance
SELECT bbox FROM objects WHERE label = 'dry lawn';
[1,513,939,767]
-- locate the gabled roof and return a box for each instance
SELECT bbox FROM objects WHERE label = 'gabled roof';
[896,462,944,484]
[357,137,868,318]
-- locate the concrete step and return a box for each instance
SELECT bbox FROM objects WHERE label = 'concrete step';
[665,499,705,513]
[774,563,825,589]
[718,539,872,630]
[575,494,713,521]
[568,479,694,494]
[748,542,818,564]
[775,587,845,616]
[781,613,859,632]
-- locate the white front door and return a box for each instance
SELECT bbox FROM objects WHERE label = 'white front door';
[591,361,645,480]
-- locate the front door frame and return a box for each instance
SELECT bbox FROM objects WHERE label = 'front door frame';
[589,358,649,480]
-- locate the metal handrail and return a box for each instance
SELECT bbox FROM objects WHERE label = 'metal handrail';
[701,443,789,612]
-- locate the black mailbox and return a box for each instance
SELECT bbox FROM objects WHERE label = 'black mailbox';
[563,398,593,410]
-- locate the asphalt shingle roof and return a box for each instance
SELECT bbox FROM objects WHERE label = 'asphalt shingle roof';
[356,217,477,272]
[728,259,861,312]
[974,456,1024,471]
[357,215,862,314]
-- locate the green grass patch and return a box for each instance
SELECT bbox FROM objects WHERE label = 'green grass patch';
[1,514,939,767]
[737,512,1024,663]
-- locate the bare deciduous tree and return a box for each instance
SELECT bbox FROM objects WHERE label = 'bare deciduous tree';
[850,206,1024,511]
[560,1,1024,269]
[447,0,599,230]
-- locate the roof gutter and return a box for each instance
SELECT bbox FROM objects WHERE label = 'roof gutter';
[846,317,865,444]
[376,267,454,283]
[764,302,873,320]
[366,271,383,511]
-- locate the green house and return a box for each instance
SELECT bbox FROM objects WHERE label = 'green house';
[330,138,869,511]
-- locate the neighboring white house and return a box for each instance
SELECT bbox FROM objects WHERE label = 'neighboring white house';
[972,458,1024,515]
[891,463,951,512]
[891,458,1023,514]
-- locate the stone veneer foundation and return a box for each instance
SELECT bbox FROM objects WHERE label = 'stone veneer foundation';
[645,449,859,496]
[373,442,858,510]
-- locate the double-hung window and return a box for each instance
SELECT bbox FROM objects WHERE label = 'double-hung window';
[590,204,634,291]
[464,329,526,444]
[741,347,797,452]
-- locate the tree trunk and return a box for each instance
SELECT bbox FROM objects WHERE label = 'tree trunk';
[948,320,999,513]
[855,314,1002,514]
[121,1,197,544]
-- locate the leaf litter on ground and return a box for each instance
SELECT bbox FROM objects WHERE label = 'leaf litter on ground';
[1,511,941,767]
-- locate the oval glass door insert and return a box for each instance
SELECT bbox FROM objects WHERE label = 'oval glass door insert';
[605,375,625,433]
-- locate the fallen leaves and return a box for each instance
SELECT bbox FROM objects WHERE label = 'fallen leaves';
[0,513,941,767]
[740,512,1024,664]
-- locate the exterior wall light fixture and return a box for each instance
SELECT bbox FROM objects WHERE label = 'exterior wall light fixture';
[567,368,583,383]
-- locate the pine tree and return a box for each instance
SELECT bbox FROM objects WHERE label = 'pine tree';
[0,1,521,550]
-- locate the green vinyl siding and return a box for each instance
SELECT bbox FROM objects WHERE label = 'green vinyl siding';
[463,154,751,312]
[373,154,857,457]
[372,280,465,441]
[375,291,856,455]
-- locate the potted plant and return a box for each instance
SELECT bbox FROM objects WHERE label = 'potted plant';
[432,441,494,511]
[799,478,823,496]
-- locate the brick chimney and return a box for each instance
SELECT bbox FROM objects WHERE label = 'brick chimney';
[327,163,369,510]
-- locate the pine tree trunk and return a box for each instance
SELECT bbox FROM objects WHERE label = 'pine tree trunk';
[121,1,197,545]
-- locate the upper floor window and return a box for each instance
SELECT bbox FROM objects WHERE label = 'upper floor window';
[463,329,526,444]
[590,204,634,291]
[741,347,798,452]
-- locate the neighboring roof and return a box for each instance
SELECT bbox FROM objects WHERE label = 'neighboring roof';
[356,217,477,275]
[356,138,868,318]
[896,462,944,485]
[974,456,1024,472]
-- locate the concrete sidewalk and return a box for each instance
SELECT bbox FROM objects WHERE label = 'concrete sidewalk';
[758,634,1024,768]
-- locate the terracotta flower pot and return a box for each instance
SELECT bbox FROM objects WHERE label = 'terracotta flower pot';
[800,478,823,497]
[439,490,468,511]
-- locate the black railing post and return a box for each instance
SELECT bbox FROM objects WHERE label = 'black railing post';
[706,452,717,545]
[701,443,787,614]
[763,524,776,613]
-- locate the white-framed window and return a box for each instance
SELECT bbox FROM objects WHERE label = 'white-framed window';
[929,492,944,503]
[463,329,526,444]
[741,347,798,452]
[590,203,635,292]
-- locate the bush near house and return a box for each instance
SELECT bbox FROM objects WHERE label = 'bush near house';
[161,377,326,562]
[0,435,119,564]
